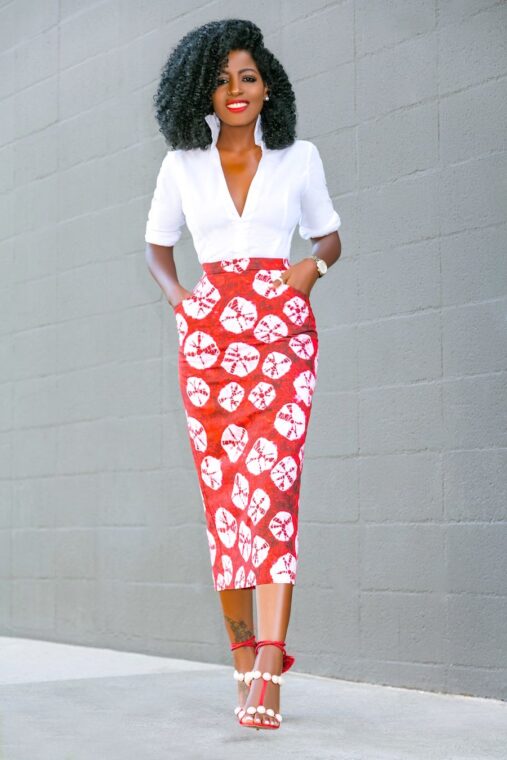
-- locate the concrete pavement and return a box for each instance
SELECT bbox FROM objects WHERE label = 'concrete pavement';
[0,637,506,760]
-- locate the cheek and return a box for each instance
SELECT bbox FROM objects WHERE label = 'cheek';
[212,87,227,102]
[253,83,266,98]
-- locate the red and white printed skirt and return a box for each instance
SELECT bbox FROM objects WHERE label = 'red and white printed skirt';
[172,256,319,591]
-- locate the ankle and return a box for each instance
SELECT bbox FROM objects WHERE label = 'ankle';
[255,643,283,666]
[233,649,255,669]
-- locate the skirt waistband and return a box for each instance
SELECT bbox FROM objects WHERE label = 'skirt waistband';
[201,256,290,274]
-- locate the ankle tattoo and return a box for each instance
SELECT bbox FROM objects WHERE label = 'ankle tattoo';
[224,615,255,644]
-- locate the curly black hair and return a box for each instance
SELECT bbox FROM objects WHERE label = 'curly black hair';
[152,18,297,151]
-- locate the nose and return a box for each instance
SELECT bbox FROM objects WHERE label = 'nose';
[227,75,242,96]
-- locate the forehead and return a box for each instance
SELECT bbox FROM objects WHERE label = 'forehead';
[219,49,258,71]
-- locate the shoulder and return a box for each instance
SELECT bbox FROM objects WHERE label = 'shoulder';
[296,139,321,158]
[166,146,212,169]
[161,147,198,166]
[293,138,315,150]
[280,138,314,155]
[157,149,179,173]
[158,148,187,183]
[281,139,319,167]
[162,148,182,164]
[270,140,315,171]
[169,146,211,157]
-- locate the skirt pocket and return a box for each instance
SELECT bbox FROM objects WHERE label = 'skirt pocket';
[283,281,312,303]
[281,280,316,321]
[172,272,205,314]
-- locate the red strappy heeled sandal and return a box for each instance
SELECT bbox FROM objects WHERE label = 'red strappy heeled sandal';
[230,635,257,719]
[237,639,295,730]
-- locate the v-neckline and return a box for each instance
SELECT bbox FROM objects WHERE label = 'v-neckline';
[204,111,267,221]
[214,146,265,220]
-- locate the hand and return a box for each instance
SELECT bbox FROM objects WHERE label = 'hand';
[272,258,319,297]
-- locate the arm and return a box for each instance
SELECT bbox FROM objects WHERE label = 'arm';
[281,231,341,296]
[311,229,341,267]
[311,227,342,273]
[144,151,189,308]
[145,242,192,309]
[282,142,343,295]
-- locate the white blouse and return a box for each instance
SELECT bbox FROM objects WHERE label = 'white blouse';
[144,111,341,264]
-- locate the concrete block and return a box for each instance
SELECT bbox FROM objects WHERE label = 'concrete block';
[441,225,507,306]
[361,524,445,592]
[358,311,441,386]
[443,299,507,376]
[438,5,507,93]
[359,101,438,187]
[360,383,444,454]
[444,449,507,521]
[359,240,441,320]
[357,34,436,121]
[443,374,507,448]
[448,593,507,668]
[447,524,507,595]
[356,0,435,54]
[360,452,442,522]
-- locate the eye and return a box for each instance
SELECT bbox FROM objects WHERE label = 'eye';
[216,75,258,85]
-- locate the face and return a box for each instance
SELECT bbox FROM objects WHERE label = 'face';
[211,49,269,127]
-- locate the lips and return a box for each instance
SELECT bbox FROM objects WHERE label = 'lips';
[226,101,249,112]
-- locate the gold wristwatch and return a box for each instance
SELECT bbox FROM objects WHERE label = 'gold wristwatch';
[310,254,328,277]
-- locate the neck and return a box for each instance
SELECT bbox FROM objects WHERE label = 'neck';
[217,121,260,154]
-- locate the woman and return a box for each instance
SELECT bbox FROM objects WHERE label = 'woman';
[145,19,341,730]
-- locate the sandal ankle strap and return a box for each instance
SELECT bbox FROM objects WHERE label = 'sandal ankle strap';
[255,639,295,673]
[230,635,257,652]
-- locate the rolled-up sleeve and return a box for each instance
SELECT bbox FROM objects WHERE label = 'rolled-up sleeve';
[145,151,186,246]
[298,142,341,240]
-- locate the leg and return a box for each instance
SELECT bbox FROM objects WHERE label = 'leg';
[218,587,256,711]
[241,582,294,727]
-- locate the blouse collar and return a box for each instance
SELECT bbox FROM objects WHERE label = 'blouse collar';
[204,111,266,153]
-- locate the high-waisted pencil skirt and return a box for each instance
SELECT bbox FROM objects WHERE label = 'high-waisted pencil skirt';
[172,256,319,591]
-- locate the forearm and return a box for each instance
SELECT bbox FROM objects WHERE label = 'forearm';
[145,243,182,304]
[283,231,342,295]
[309,230,341,269]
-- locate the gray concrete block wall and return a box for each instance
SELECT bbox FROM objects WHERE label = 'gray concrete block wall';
[0,0,506,700]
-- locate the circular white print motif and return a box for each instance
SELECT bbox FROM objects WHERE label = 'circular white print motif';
[274,402,306,440]
[183,331,220,369]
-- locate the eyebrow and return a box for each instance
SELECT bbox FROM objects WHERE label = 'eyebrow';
[218,67,258,74]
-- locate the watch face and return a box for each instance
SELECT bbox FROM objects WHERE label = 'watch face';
[317,259,327,274]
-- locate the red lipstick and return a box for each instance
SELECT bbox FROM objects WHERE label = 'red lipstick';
[226,100,249,113]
